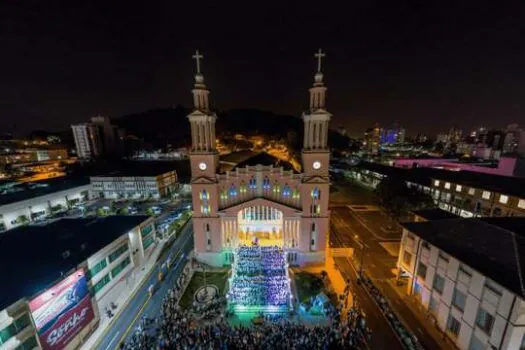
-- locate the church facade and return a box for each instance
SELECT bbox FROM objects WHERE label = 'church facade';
[188,50,331,267]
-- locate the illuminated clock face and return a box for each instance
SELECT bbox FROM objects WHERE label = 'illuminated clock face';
[198,162,207,171]
[313,161,321,170]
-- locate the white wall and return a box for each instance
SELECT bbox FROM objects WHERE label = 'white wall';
[0,184,92,231]
[398,232,525,350]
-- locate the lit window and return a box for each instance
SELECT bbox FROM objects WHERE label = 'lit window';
[402,251,411,265]
[239,182,247,194]
[445,182,451,189]
[272,182,281,194]
[229,184,237,197]
[482,191,491,200]
[263,177,270,190]
[499,195,509,204]
[282,184,291,197]
[456,185,462,192]
[518,199,525,209]
[249,177,257,189]
[311,187,320,200]
[468,188,475,195]
[434,180,440,187]
[292,188,300,199]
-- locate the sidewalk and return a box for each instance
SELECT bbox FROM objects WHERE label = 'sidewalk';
[378,278,457,350]
[80,238,167,350]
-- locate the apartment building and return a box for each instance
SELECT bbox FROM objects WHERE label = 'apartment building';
[398,218,525,350]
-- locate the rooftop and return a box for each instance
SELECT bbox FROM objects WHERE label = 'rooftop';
[93,160,181,177]
[233,152,296,172]
[0,177,90,206]
[411,208,459,221]
[0,215,149,309]
[401,218,525,298]
[357,161,525,198]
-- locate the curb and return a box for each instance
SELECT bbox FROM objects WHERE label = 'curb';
[90,223,192,349]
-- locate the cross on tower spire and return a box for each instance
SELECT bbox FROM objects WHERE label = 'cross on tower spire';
[192,50,204,74]
[314,48,325,72]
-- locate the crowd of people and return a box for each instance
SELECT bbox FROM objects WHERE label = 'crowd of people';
[120,245,371,349]
[228,245,292,308]
[122,290,370,349]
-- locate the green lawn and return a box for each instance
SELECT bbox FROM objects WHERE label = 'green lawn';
[179,271,229,310]
[294,272,323,303]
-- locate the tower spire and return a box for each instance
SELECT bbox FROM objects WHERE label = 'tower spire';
[309,48,327,111]
[191,49,210,113]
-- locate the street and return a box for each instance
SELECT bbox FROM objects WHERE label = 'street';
[95,222,194,350]
[330,183,442,350]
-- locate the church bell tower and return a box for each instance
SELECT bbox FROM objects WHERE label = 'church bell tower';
[188,50,221,264]
[300,49,331,263]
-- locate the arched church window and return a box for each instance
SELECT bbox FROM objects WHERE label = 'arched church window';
[311,223,316,231]
[311,187,320,200]
[200,189,209,201]
[229,184,238,197]
[263,176,271,190]
[239,181,247,194]
[220,189,228,200]
[292,187,300,199]
[249,177,257,189]
[272,182,281,194]
[282,184,291,197]
[205,223,210,231]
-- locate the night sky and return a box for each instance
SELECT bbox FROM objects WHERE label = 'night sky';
[2,1,525,137]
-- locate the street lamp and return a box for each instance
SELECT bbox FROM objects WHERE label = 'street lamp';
[354,235,365,278]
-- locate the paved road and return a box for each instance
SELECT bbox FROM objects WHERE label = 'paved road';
[95,222,194,350]
[330,191,442,350]
[330,210,403,350]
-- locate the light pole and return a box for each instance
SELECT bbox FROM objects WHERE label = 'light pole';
[355,235,365,278]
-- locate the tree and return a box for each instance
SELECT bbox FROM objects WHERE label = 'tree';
[376,177,436,224]
[17,215,29,225]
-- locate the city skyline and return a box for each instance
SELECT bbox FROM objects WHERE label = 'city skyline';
[2,1,525,136]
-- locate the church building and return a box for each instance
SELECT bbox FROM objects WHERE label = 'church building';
[188,50,331,267]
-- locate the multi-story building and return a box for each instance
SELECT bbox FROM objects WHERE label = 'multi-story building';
[72,116,123,160]
[0,177,93,231]
[380,125,405,145]
[71,123,103,159]
[502,124,525,156]
[363,126,380,155]
[0,216,155,350]
[90,162,178,199]
[346,161,525,218]
[397,218,525,350]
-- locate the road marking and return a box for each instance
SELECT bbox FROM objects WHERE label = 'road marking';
[92,223,193,350]
[117,294,152,349]
[105,331,120,350]
[114,231,192,349]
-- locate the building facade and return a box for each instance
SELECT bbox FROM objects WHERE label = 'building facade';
[72,116,122,160]
[0,179,93,231]
[90,171,178,199]
[0,216,155,350]
[189,51,330,267]
[397,219,525,350]
[346,162,525,218]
